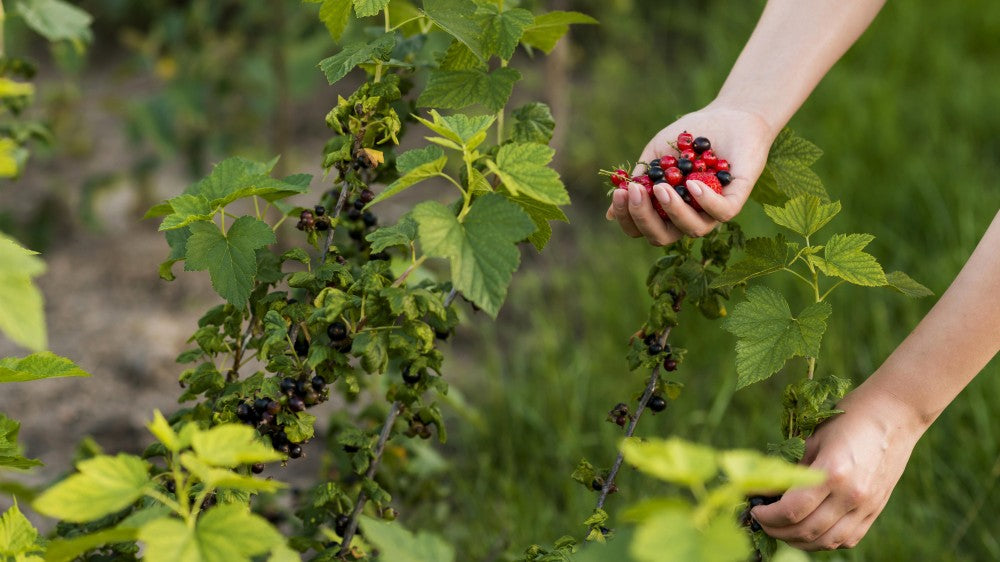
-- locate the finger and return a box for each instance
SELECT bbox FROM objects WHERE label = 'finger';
[785,507,867,551]
[659,184,719,238]
[606,201,616,221]
[610,189,642,237]
[626,183,677,246]
[757,499,852,544]
[839,510,879,549]
[752,486,830,528]
[686,179,741,223]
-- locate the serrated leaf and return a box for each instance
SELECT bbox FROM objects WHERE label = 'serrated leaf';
[353,0,389,17]
[620,437,717,488]
[147,410,181,452]
[755,128,827,202]
[191,424,284,467]
[812,233,887,286]
[439,40,485,71]
[414,111,495,150]
[367,147,447,207]
[0,234,46,351]
[417,67,520,112]
[503,191,567,251]
[722,286,831,388]
[719,449,825,493]
[0,415,41,470]
[158,194,213,231]
[710,236,793,288]
[367,216,418,253]
[763,195,841,238]
[412,194,535,317]
[486,142,568,205]
[43,527,139,562]
[0,503,39,557]
[520,11,597,54]
[476,4,533,61]
[179,453,284,494]
[359,516,455,562]
[33,454,150,522]
[630,506,749,562]
[319,0,352,40]
[767,438,807,463]
[884,270,933,298]
[282,412,316,443]
[0,352,92,383]
[320,33,396,84]
[184,217,276,309]
[512,102,554,144]
[139,506,284,562]
[421,0,485,62]
[17,0,92,44]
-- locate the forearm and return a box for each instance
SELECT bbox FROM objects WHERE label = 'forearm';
[710,0,887,135]
[860,210,1000,428]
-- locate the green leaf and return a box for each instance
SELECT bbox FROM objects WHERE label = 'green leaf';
[438,40,485,71]
[319,33,396,84]
[620,437,717,488]
[767,438,807,464]
[0,503,39,557]
[16,0,92,45]
[417,67,520,112]
[503,191,568,251]
[884,270,933,298]
[353,0,389,17]
[33,454,150,523]
[0,351,91,383]
[631,506,749,562]
[43,527,139,562]
[709,236,793,288]
[811,233,887,286]
[0,415,41,470]
[157,194,214,231]
[511,102,555,144]
[367,216,418,253]
[188,157,309,206]
[763,195,841,238]
[486,142,568,205]
[366,147,448,207]
[719,449,826,493]
[179,453,284,494]
[722,286,832,389]
[421,0,485,62]
[411,194,535,317]
[191,424,284,468]
[184,217,276,309]
[475,4,533,61]
[0,233,47,351]
[414,110,494,148]
[147,410,181,453]
[318,0,352,40]
[358,516,455,562]
[754,128,827,202]
[520,11,597,54]
[139,506,285,562]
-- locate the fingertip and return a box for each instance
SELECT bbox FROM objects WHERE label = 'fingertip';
[652,184,671,205]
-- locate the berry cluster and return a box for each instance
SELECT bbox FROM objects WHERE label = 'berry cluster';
[235,374,329,460]
[296,205,330,232]
[608,132,733,216]
[607,402,631,427]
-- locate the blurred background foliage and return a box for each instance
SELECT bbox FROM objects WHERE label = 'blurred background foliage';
[2,0,998,560]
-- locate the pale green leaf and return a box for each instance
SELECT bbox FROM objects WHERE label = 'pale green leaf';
[16,0,92,44]
[353,0,389,17]
[512,102,555,145]
[421,0,485,61]
[366,146,447,207]
[631,506,749,562]
[520,11,597,54]
[281,412,317,443]
[719,449,826,493]
[763,195,840,238]
[359,516,455,562]
[710,236,793,288]
[179,453,284,494]
[476,4,533,61]
[722,286,831,388]
[413,110,494,147]
[43,527,139,562]
[147,410,181,452]
[367,216,418,253]
[0,415,41,470]
[0,503,39,557]
[417,67,520,112]
[0,138,20,177]
[140,506,285,562]
[884,270,933,298]
[487,142,568,205]
[0,352,92,383]
[318,0,352,40]
[620,437,717,488]
[184,217,276,309]
[412,194,535,317]
[813,233,887,286]
[33,454,150,522]
[0,234,46,350]
[319,33,396,84]
[191,424,284,468]
[0,78,34,98]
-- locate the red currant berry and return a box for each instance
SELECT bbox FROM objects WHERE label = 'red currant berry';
[700,150,718,168]
[677,131,694,151]
[680,149,696,161]
[631,175,653,189]
[715,159,730,172]
[659,155,677,168]
[692,160,707,173]
[664,167,684,186]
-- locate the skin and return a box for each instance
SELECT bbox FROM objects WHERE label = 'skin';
[607,0,1000,551]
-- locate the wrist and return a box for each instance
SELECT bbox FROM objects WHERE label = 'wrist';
[842,378,933,440]
[701,98,781,143]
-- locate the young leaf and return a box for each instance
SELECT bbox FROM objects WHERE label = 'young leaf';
[620,437,717,488]
[157,194,214,231]
[512,102,555,145]
[763,195,841,238]
[184,217,277,309]
[753,128,827,203]
[16,0,92,45]
[810,233,887,286]
[318,0,352,40]
[722,286,832,389]
[358,516,456,562]
[630,505,748,562]
[33,454,151,522]
[502,192,568,251]
[520,11,598,54]
[0,351,91,383]
[0,415,41,470]
[710,236,794,289]
[139,505,285,562]
[421,0,485,62]
[884,270,933,298]
[0,233,46,351]
[353,0,389,18]
[366,146,448,207]
[191,424,284,467]
[486,142,569,205]
[367,216,418,253]
[414,111,495,147]
[0,502,40,558]
[179,453,284,494]
[411,194,535,317]
[147,410,182,453]
[417,67,520,112]
[718,450,826,493]
[42,527,139,562]
[475,4,533,61]
[320,33,396,84]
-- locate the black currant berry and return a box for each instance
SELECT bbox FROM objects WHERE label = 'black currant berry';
[328,321,348,342]
[265,400,281,415]
[280,377,297,395]
[353,199,366,211]
[294,337,309,357]
[663,358,678,371]
[648,342,663,355]
[677,158,693,174]
[314,205,326,217]
[648,395,667,413]
[362,211,377,228]
[236,403,253,421]
[359,189,375,204]
[692,136,711,154]
[335,515,350,536]
[343,444,360,453]
[354,156,369,169]
[289,396,306,412]
[648,159,661,169]
[259,412,275,426]
[599,526,611,536]
[434,329,450,341]
[647,167,664,182]
[591,479,603,491]
[254,398,271,413]
[716,170,733,186]
[369,251,390,261]
[300,210,314,221]
[311,375,326,392]
[295,379,310,396]
[349,229,364,241]
[401,365,421,385]
[315,219,329,231]
[347,207,362,221]
[643,333,657,346]
[165,481,176,493]
[251,463,265,474]
[748,495,781,507]
[674,185,692,203]
[288,444,303,459]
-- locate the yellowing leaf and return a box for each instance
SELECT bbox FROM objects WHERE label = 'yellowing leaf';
[620,437,717,488]
[33,455,150,522]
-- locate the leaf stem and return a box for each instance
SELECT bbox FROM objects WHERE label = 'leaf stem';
[818,280,846,302]
[144,489,183,519]
[392,255,428,287]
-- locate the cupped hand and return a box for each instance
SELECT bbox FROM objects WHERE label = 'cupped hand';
[751,383,929,551]
[606,104,774,245]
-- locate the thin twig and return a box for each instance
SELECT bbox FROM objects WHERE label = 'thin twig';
[321,183,352,265]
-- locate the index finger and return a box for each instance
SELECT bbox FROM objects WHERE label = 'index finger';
[752,485,830,528]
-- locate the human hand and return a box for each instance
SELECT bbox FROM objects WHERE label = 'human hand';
[605,104,774,245]
[751,384,929,550]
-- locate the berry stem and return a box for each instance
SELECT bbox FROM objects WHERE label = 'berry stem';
[338,400,402,558]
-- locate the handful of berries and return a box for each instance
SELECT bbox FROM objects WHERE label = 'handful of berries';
[607,131,733,217]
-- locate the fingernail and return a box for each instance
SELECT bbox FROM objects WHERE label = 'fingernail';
[653,184,671,205]
[687,181,703,197]
[612,190,627,210]
[628,184,642,206]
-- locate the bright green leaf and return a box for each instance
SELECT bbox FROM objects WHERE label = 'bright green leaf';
[520,11,597,54]
[476,4,533,61]
[158,194,213,231]
[366,147,448,207]
[0,234,46,351]
[487,142,568,205]
[0,78,34,98]
[417,67,520,112]
[33,454,150,523]
[140,506,284,562]
[754,128,827,202]
[763,195,841,238]
[620,437,717,488]
[884,270,933,298]
[0,503,39,557]
[178,157,309,210]
[413,111,494,147]
[812,233,887,286]
[719,449,826,493]
[191,424,284,467]
[319,0,352,39]
[319,33,396,84]
[438,40,485,71]
[16,0,92,44]
[359,516,455,562]
[722,286,831,389]
[147,410,181,452]
[710,236,793,288]
[353,0,389,17]
[411,194,535,317]
[512,102,555,144]
[0,138,20,177]
[0,352,92,383]
[421,0,485,61]
[631,506,749,562]
[179,453,284,494]
[503,192,568,251]
[43,527,139,562]
[184,217,276,309]
[367,216,418,253]
[0,415,41,470]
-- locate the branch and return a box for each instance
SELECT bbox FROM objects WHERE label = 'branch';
[322,183,352,265]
